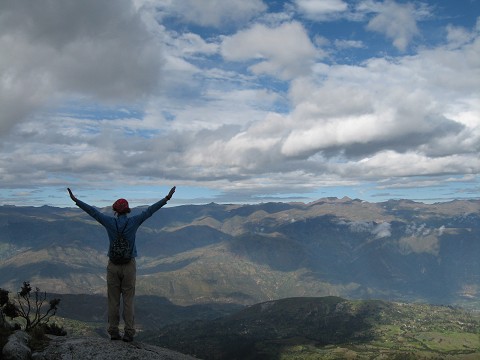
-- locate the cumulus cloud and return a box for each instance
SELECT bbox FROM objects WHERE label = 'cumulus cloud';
[0,1,479,206]
[221,21,318,80]
[178,26,480,187]
[358,0,420,51]
[0,0,163,135]
[279,33,479,162]
[142,23,479,187]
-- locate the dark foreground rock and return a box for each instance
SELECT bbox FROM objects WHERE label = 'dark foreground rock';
[2,331,31,360]
[23,334,197,360]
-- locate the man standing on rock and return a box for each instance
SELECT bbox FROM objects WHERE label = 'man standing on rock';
[67,186,176,342]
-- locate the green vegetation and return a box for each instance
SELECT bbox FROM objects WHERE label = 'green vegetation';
[46,316,104,337]
[1,282,66,350]
[3,290,478,359]
[140,297,480,360]
[1,282,69,356]
[1,282,61,332]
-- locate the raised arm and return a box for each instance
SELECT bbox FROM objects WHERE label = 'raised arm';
[133,186,176,225]
[67,188,77,202]
[166,186,176,201]
[67,188,110,225]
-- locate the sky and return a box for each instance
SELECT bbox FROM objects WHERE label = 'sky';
[0,0,479,208]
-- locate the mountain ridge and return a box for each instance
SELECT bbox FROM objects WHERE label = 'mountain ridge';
[1,198,479,308]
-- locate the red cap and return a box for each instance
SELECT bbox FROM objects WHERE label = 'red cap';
[112,198,130,214]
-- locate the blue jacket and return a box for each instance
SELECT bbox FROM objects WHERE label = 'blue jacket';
[74,198,168,258]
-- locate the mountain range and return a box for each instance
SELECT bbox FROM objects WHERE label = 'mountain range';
[1,197,479,310]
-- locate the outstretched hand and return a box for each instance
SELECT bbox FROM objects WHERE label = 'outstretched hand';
[67,188,77,202]
[166,186,176,201]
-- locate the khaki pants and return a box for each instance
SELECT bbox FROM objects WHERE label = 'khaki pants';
[106,258,136,336]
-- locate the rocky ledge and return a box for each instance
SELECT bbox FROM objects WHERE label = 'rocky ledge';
[3,331,197,360]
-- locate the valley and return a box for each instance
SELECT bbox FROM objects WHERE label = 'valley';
[1,198,479,308]
[1,198,480,358]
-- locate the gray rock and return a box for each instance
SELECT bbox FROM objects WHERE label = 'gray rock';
[33,335,199,360]
[2,331,32,360]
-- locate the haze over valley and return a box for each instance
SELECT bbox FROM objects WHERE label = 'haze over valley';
[1,197,479,309]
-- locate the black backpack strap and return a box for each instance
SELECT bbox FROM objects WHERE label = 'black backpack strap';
[115,218,129,235]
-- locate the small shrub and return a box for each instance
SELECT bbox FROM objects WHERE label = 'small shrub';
[0,282,62,333]
[43,322,67,336]
[27,322,67,352]
[28,325,49,352]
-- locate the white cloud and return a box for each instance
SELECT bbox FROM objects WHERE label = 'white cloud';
[0,0,164,135]
[281,30,480,161]
[354,151,479,178]
[359,0,420,51]
[0,0,479,206]
[446,24,476,48]
[221,21,318,79]
[346,220,391,238]
[295,0,348,20]
[373,222,391,238]
[146,23,480,185]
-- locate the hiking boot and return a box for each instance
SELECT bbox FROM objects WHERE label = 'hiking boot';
[122,334,134,342]
[110,333,121,341]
